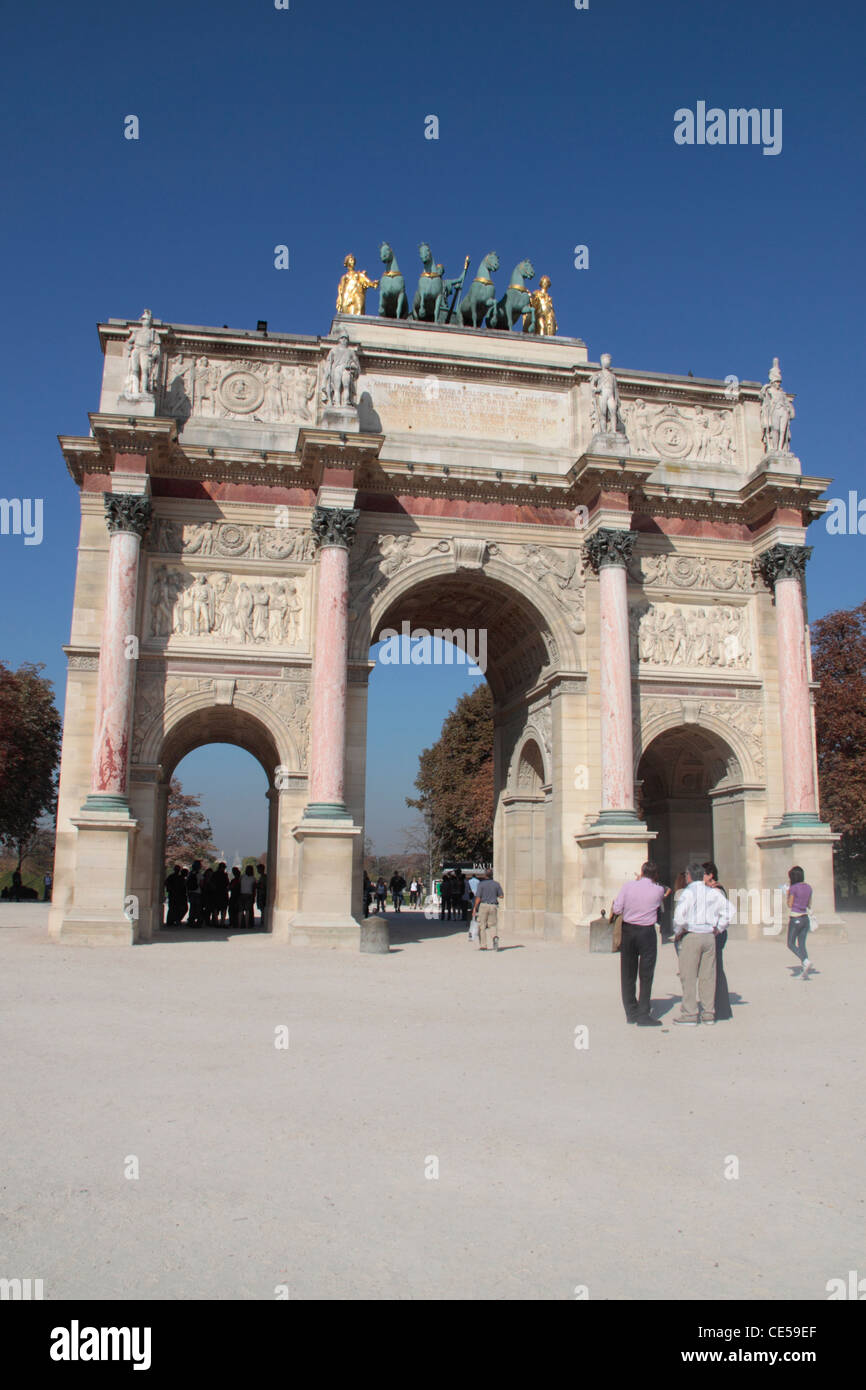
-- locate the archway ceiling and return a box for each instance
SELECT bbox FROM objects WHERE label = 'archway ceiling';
[160,706,281,784]
[637,726,737,799]
[374,572,551,700]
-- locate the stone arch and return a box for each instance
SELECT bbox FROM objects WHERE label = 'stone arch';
[635,703,762,788]
[349,550,577,700]
[140,685,301,776]
[510,732,549,792]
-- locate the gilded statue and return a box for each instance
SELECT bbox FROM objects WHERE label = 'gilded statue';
[335,253,379,315]
[523,275,557,336]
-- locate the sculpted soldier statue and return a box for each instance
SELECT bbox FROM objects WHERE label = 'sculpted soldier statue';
[760,357,795,454]
[322,331,360,409]
[335,253,379,315]
[523,275,558,336]
[591,353,625,435]
[123,309,160,397]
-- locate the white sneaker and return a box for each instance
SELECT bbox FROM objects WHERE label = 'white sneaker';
[801,962,810,979]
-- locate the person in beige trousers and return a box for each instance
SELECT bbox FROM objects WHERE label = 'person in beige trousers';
[673,861,734,1025]
[472,871,504,951]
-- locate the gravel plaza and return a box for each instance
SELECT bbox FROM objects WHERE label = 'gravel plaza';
[2,905,863,1302]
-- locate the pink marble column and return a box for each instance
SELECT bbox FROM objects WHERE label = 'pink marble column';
[586,528,640,823]
[85,494,150,810]
[305,506,357,818]
[758,545,820,824]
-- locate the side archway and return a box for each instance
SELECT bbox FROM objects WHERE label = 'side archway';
[130,700,304,940]
[636,722,752,902]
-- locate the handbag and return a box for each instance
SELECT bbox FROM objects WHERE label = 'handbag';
[611,912,623,953]
[806,911,818,933]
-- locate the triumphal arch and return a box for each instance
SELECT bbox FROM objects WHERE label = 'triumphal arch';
[51,258,838,946]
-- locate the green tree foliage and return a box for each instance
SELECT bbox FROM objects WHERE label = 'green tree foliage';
[408,684,494,863]
[811,601,866,896]
[0,662,62,871]
[164,778,218,866]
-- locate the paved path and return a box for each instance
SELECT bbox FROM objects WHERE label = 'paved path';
[1,906,862,1301]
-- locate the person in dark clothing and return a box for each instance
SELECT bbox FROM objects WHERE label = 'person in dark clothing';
[256,864,268,926]
[201,867,216,926]
[228,867,242,928]
[187,861,203,927]
[11,870,22,902]
[389,871,406,912]
[703,861,733,1021]
[213,863,230,925]
[165,864,188,926]
[363,871,373,917]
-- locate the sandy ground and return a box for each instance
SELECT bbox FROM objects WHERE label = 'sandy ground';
[1,904,863,1302]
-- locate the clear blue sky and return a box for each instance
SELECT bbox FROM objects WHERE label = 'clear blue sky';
[1,0,863,852]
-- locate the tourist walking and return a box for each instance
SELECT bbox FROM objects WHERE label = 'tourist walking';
[703,861,733,1020]
[786,865,815,978]
[375,876,387,913]
[409,877,419,908]
[472,870,504,951]
[43,871,52,902]
[363,871,373,917]
[256,864,268,927]
[673,861,734,1025]
[611,862,669,1026]
[239,865,256,928]
[389,871,406,913]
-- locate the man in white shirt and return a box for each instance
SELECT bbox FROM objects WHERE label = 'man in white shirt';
[673,861,735,1025]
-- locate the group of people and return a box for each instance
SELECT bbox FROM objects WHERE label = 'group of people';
[612,861,815,1027]
[363,872,427,914]
[438,871,475,921]
[361,865,506,953]
[164,861,267,929]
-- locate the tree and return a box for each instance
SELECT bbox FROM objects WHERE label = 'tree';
[403,814,440,887]
[0,662,62,872]
[164,778,218,865]
[811,601,866,897]
[407,684,494,864]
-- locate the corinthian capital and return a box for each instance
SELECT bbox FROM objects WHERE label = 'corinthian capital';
[310,505,359,552]
[754,543,812,590]
[104,493,152,539]
[584,527,637,572]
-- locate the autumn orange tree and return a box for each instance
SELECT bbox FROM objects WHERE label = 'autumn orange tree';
[164,779,218,866]
[0,661,61,872]
[811,601,866,898]
[407,683,494,864]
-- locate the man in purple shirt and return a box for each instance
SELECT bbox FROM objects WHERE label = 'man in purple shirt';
[611,863,668,1026]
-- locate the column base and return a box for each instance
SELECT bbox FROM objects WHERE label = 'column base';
[58,813,140,945]
[303,801,353,821]
[776,812,824,829]
[290,818,363,948]
[575,821,657,933]
[591,808,643,827]
[81,793,132,815]
[57,908,136,946]
[755,824,844,936]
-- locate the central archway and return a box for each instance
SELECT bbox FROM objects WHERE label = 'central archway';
[347,549,579,938]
